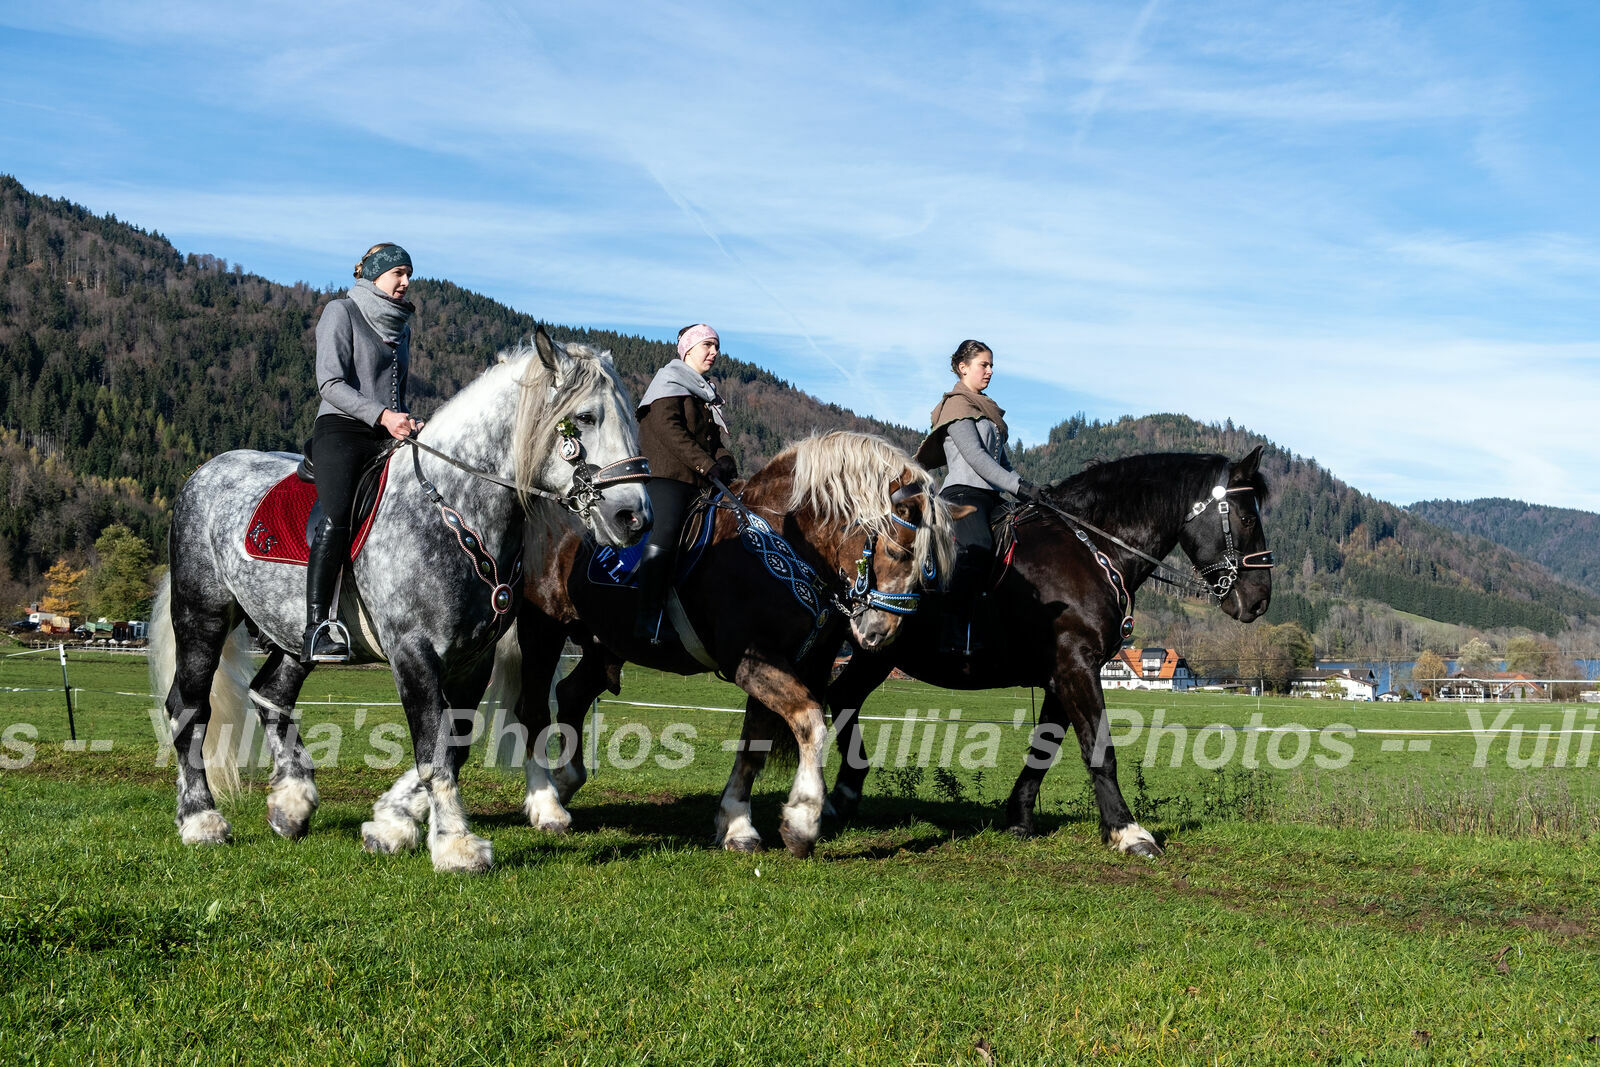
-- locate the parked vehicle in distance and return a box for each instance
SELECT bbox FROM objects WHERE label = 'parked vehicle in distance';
[6,619,39,633]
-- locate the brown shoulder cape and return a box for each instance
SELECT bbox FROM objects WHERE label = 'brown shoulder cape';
[912,382,1008,470]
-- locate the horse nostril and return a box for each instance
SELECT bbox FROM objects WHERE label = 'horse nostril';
[617,509,640,532]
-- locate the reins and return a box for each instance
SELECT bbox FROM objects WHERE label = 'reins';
[399,415,649,618]
[401,432,649,519]
[1029,477,1274,601]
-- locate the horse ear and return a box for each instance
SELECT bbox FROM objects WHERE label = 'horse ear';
[946,504,978,521]
[534,325,573,382]
[598,349,616,368]
[534,326,558,372]
[1230,444,1264,484]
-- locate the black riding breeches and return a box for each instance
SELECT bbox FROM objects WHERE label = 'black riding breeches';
[312,414,390,535]
[940,485,1003,606]
[643,477,698,554]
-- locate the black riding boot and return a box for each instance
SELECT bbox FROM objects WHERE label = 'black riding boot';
[939,593,987,656]
[302,519,351,664]
[632,544,674,644]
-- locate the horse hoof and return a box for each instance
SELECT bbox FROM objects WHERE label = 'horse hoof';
[432,833,494,874]
[722,835,764,854]
[266,780,318,841]
[1006,822,1034,840]
[779,825,816,859]
[179,810,232,846]
[1109,823,1162,858]
[536,819,571,836]
[361,819,418,855]
[268,812,311,842]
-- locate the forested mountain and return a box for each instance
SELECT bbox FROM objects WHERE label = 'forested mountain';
[1,175,1594,647]
[0,175,905,595]
[1407,498,1600,599]
[1011,413,1600,637]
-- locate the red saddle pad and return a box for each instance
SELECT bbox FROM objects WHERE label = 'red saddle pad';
[243,463,390,565]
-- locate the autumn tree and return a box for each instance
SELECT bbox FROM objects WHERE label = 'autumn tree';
[1457,637,1497,678]
[1413,649,1447,698]
[40,559,89,617]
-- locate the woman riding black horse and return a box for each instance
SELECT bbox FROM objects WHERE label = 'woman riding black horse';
[631,323,738,641]
[913,339,1044,653]
[303,242,425,663]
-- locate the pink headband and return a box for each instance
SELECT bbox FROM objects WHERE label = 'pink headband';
[677,324,719,359]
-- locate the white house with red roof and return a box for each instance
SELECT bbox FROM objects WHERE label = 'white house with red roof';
[1101,647,1197,692]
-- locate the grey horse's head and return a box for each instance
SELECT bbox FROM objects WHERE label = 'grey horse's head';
[511,328,651,547]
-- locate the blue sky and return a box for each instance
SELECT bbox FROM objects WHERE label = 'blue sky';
[2,1,1595,510]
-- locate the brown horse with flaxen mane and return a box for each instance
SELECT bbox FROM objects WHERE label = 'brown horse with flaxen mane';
[483,430,955,858]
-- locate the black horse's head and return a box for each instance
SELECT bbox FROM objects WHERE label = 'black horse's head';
[1175,445,1273,622]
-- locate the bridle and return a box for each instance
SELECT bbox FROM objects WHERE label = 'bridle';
[402,417,650,617]
[1184,482,1275,599]
[841,481,939,618]
[1031,472,1273,603]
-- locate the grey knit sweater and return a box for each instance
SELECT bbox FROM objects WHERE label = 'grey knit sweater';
[941,418,1021,496]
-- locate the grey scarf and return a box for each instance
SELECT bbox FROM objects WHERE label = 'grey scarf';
[347,278,414,344]
[639,358,729,431]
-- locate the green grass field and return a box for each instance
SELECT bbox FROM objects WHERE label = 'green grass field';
[2,647,1597,1064]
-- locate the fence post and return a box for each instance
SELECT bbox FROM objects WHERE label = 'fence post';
[589,698,599,779]
[58,643,77,742]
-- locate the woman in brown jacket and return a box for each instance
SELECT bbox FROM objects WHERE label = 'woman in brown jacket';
[632,323,737,640]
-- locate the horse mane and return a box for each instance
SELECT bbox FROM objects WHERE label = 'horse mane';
[1048,452,1269,531]
[781,430,955,582]
[505,339,636,514]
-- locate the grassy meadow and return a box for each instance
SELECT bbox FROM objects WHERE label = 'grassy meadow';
[1,645,1597,1064]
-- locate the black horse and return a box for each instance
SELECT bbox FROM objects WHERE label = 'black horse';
[825,447,1274,857]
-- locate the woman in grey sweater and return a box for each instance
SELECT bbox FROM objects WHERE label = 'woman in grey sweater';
[303,242,425,663]
[913,339,1044,652]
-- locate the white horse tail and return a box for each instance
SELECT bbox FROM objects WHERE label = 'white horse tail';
[480,626,525,770]
[147,574,257,797]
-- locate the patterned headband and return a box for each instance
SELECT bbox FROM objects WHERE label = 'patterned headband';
[677,324,719,359]
[360,244,412,280]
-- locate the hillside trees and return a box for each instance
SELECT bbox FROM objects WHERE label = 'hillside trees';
[89,523,154,619]
[3,174,1597,656]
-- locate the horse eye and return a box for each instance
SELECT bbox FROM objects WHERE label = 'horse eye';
[884,544,911,562]
[574,411,597,425]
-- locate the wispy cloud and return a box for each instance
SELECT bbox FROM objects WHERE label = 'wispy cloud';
[3,1,1596,511]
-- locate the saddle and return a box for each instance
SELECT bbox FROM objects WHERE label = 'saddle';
[981,501,1040,590]
[583,492,719,589]
[243,444,393,565]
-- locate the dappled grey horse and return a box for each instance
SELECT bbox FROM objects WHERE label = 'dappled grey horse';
[149,329,650,872]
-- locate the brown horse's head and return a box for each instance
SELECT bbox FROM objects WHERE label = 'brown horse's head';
[783,434,954,650]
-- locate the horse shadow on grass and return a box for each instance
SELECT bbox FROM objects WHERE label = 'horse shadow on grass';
[469,788,1124,865]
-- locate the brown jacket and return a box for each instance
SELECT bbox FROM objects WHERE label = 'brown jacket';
[638,394,733,487]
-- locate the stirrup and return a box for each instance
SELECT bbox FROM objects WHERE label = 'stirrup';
[305,618,352,664]
[634,607,665,645]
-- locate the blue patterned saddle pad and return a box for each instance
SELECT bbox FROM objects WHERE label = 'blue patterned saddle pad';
[586,495,718,588]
